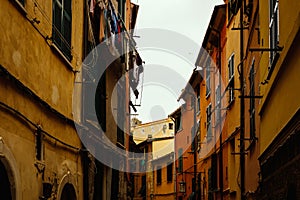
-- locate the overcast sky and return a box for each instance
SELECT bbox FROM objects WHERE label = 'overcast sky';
[130,0,224,123]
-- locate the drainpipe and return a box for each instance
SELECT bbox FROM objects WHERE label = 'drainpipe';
[239,1,246,200]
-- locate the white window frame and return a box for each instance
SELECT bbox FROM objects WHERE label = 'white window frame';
[228,54,235,104]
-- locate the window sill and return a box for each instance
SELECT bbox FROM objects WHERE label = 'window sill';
[227,14,235,28]
[10,0,27,15]
[117,142,126,150]
[50,43,75,72]
[206,92,211,99]
[206,137,213,143]
[227,98,235,109]
[266,52,280,80]
[176,128,183,134]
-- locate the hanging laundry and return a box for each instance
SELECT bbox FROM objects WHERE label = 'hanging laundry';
[99,9,106,42]
[114,20,123,54]
[93,4,101,44]
[97,0,105,10]
[103,9,111,45]
[117,21,122,42]
[90,0,96,15]
[130,53,144,98]
[110,12,118,34]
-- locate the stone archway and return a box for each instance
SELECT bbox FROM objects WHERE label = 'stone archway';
[0,159,12,199]
[0,137,21,200]
[56,173,78,200]
[60,183,77,200]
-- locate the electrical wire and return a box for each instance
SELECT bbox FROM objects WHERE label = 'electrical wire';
[0,101,81,152]
[0,65,74,125]
[83,0,98,67]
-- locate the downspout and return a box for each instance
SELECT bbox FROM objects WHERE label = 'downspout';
[239,1,246,200]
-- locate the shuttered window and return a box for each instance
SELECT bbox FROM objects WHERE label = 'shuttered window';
[52,0,72,60]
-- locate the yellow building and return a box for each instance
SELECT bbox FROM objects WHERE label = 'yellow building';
[152,152,175,200]
[133,118,175,160]
[131,118,175,200]
[0,0,84,198]
[257,0,300,199]
[0,0,140,199]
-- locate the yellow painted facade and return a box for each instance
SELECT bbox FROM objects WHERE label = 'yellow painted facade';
[131,118,175,200]
[258,0,300,153]
[0,0,140,199]
[0,0,84,199]
[257,0,300,199]
[132,118,175,159]
[152,153,175,200]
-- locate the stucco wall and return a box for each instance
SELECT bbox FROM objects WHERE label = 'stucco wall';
[0,0,84,198]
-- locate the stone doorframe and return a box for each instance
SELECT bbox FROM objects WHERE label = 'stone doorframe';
[56,171,78,200]
[0,137,21,200]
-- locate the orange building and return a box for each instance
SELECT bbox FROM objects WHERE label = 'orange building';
[152,152,176,200]
[174,1,300,200]
[194,4,226,200]
[173,82,199,200]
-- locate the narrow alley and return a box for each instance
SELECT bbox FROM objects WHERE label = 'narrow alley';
[0,0,300,200]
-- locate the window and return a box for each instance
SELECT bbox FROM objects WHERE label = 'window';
[228,0,241,20]
[36,128,44,161]
[187,136,189,144]
[117,83,125,145]
[269,0,279,64]
[192,178,196,192]
[156,166,162,185]
[206,60,211,97]
[95,73,106,132]
[52,0,72,60]
[215,85,221,124]
[175,114,182,133]
[178,148,183,173]
[208,168,213,200]
[249,60,256,139]
[118,0,125,20]
[206,104,212,140]
[167,163,173,182]
[228,54,235,104]
[191,125,195,151]
[196,121,201,151]
[169,123,174,130]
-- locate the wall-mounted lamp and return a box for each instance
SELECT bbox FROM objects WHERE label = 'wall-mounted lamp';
[195,65,217,72]
[179,180,186,193]
[178,98,186,105]
[194,65,204,71]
